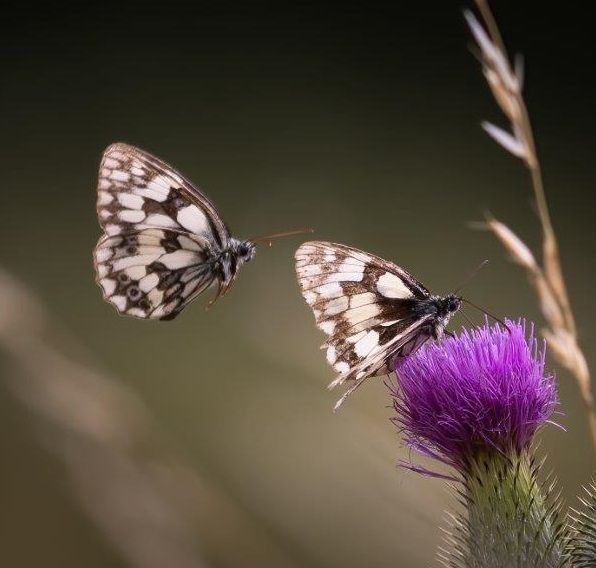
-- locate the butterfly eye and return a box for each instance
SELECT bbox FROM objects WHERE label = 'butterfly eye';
[238,242,255,261]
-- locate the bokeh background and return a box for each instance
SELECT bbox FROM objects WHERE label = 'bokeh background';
[1,2,595,566]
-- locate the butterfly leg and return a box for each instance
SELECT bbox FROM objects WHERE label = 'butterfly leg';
[206,278,233,310]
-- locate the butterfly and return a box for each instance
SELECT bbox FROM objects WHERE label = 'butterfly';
[94,143,307,320]
[295,241,462,409]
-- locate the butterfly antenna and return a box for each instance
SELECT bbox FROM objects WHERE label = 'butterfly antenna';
[452,259,489,295]
[249,227,314,247]
[459,308,476,328]
[462,298,510,332]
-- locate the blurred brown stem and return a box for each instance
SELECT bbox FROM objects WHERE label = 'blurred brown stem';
[0,267,300,568]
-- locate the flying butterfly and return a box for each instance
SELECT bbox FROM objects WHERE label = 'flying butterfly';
[94,142,308,320]
[295,241,464,409]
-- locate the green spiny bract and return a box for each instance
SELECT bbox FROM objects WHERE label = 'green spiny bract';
[438,451,568,568]
[566,480,596,567]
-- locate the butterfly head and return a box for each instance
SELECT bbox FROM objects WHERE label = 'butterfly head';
[232,239,257,263]
[430,294,462,320]
[443,294,462,314]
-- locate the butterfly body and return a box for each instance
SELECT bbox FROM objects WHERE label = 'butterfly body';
[411,294,461,339]
[295,241,462,408]
[94,143,256,320]
[213,238,256,288]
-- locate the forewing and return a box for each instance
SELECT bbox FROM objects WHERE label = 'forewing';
[295,241,431,385]
[94,228,217,320]
[96,142,229,249]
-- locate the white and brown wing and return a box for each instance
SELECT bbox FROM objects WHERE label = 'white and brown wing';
[295,241,433,406]
[95,142,229,247]
[94,229,218,320]
[93,143,228,320]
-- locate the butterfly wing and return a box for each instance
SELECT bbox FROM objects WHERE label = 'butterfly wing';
[331,317,435,410]
[295,241,434,392]
[94,229,218,319]
[96,142,230,246]
[94,143,229,319]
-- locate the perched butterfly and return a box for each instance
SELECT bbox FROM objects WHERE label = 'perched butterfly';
[94,143,307,320]
[295,241,462,409]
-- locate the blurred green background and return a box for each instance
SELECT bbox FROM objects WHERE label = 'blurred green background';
[1,2,595,566]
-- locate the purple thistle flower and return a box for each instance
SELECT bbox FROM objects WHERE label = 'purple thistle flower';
[389,319,558,476]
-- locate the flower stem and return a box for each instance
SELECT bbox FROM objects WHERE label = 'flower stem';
[443,450,566,567]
